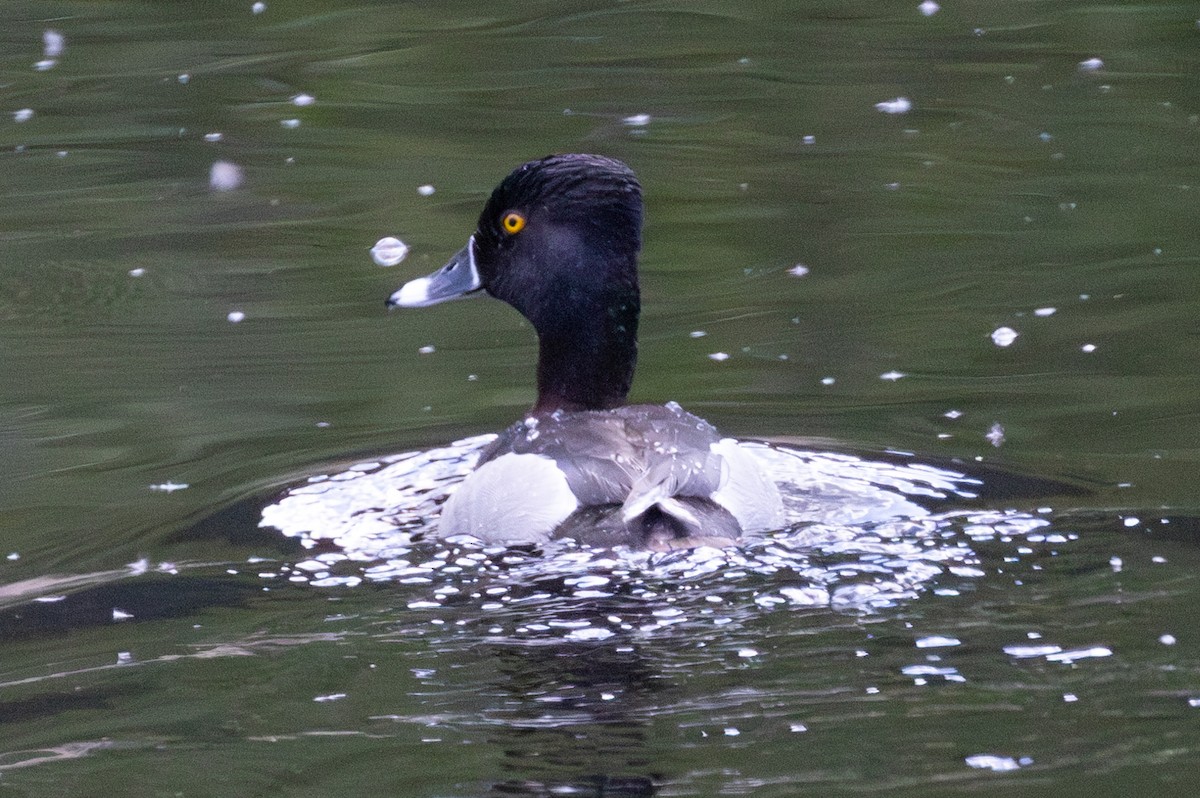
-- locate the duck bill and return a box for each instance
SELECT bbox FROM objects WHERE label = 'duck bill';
[386,236,482,308]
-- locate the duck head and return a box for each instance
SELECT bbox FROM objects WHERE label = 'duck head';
[388,154,644,414]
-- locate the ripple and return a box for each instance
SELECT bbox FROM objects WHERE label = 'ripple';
[256,437,1056,618]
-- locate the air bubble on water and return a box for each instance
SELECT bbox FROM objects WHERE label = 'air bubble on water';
[915,635,961,648]
[991,327,1018,347]
[371,237,409,266]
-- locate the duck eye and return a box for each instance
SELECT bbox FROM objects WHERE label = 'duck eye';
[501,212,526,234]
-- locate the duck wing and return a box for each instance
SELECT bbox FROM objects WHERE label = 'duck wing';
[466,403,780,545]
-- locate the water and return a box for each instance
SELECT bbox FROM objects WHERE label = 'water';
[3,1,1200,795]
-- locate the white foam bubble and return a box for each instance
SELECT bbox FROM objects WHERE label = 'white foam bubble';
[875,97,912,115]
[209,160,243,191]
[43,29,66,58]
[991,326,1019,347]
[371,236,409,266]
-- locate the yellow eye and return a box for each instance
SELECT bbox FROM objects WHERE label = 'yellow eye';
[501,212,526,234]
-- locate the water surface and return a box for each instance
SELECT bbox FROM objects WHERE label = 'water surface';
[3,1,1200,795]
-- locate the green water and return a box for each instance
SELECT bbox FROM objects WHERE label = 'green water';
[3,1,1200,795]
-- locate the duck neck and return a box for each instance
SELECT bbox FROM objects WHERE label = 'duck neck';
[532,288,639,414]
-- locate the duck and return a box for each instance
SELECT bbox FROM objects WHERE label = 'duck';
[387,154,783,551]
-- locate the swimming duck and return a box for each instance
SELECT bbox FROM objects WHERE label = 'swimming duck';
[387,154,782,550]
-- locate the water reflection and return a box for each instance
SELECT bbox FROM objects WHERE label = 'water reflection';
[480,642,664,794]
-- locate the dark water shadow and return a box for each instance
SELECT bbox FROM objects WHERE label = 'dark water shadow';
[0,575,259,641]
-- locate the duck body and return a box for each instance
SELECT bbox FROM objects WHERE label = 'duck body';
[388,154,782,550]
